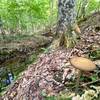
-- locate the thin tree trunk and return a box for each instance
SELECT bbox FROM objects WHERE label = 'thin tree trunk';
[56,0,77,47]
[80,0,88,18]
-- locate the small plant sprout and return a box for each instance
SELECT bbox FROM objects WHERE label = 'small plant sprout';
[70,57,96,95]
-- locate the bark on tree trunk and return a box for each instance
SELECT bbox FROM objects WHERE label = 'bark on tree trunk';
[56,0,77,47]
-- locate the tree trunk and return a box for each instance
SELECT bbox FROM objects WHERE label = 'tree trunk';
[56,0,77,47]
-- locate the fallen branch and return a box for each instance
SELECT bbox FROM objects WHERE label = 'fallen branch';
[81,79,100,87]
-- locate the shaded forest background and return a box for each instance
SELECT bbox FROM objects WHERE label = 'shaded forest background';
[0,0,100,37]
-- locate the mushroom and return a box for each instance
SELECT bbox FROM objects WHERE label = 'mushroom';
[70,57,96,95]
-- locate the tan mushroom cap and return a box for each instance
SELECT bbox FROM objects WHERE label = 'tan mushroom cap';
[70,57,96,71]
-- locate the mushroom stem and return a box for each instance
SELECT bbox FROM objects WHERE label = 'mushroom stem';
[75,69,81,95]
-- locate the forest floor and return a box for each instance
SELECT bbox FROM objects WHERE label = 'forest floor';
[1,12,100,100]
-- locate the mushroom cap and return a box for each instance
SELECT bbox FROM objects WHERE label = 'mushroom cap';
[70,57,96,71]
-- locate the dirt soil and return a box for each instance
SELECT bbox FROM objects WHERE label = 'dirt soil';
[1,12,100,100]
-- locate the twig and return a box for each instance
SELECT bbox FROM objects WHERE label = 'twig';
[81,79,100,87]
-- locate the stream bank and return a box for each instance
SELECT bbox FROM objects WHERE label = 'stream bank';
[0,34,52,92]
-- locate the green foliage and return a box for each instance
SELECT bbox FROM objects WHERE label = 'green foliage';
[45,96,56,100]
[86,0,100,14]
[89,50,100,60]
[0,0,99,32]
[76,0,100,19]
[44,95,72,100]
[0,0,57,30]
[90,75,98,81]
